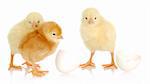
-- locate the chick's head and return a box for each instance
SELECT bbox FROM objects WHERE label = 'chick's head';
[81,8,104,27]
[39,22,63,43]
[24,12,44,29]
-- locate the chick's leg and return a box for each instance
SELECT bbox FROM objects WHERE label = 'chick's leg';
[102,52,117,70]
[22,62,40,69]
[8,51,22,70]
[30,63,48,77]
[80,51,95,69]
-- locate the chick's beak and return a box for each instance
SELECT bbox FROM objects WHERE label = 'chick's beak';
[58,36,63,39]
[88,18,94,24]
[32,21,38,28]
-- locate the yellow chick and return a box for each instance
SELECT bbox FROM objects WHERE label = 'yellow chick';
[80,8,117,70]
[8,12,44,70]
[19,21,63,77]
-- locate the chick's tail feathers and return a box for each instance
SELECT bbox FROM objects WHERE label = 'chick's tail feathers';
[55,50,79,73]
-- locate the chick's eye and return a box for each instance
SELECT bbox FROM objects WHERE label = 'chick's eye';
[94,17,96,20]
[85,17,87,20]
[37,20,40,23]
[28,21,32,24]
[51,32,56,36]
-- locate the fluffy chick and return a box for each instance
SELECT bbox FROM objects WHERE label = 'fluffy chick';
[8,12,44,70]
[19,21,62,77]
[80,8,117,70]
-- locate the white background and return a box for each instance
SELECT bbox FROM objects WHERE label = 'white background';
[0,0,149,84]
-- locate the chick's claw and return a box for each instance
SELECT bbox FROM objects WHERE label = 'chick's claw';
[30,69,48,77]
[80,62,95,70]
[102,64,117,70]
[8,65,22,71]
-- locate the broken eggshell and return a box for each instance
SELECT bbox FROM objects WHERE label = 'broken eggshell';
[116,51,141,72]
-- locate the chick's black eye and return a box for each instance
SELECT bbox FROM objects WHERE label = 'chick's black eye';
[51,32,56,36]
[28,21,32,24]
[94,17,96,20]
[85,17,87,20]
[37,20,40,23]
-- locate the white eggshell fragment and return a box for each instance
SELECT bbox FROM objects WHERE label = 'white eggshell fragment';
[116,51,141,72]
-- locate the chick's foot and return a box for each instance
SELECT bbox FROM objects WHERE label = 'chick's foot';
[30,69,48,77]
[80,62,95,70]
[102,64,117,70]
[8,65,22,71]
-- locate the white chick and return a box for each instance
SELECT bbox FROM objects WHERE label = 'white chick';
[80,8,117,70]
[8,12,44,70]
